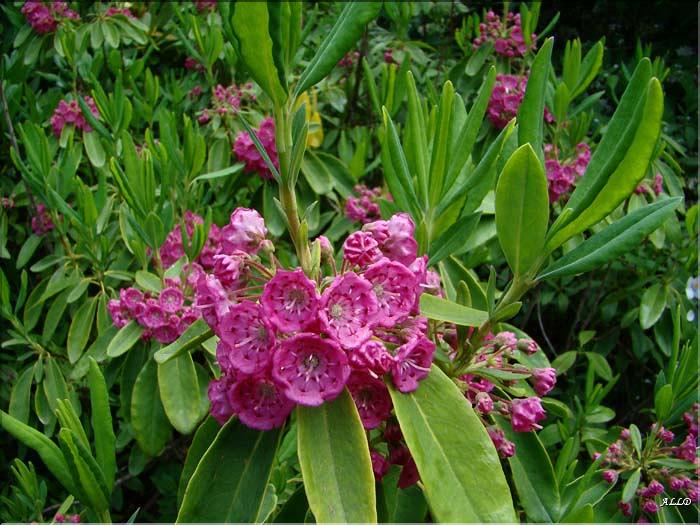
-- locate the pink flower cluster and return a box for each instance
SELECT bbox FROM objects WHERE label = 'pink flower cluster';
[158,211,221,270]
[50,96,99,137]
[197,83,256,124]
[453,331,553,456]
[473,10,535,58]
[54,513,80,523]
[200,209,437,432]
[195,0,217,12]
[635,173,664,196]
[345,184,389,224]
[487,74,554,129]
[108,279,200,345]
[21,1,79,34]
[104,6,135,18]
[233,117,279,179]
[184,57,205,73]
[337,51,360,68]
[600,409,699,520]
[545,143,591,202]
[31,203,55,235]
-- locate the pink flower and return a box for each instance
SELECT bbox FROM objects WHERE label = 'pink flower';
[139,300,167,329]
[349,339,394,376]
[345,184,384,224]
[154,322,180,344]
[50,96,99,137]
[363,258,417,327]
[194,273,231,334]
[22,1,79,34]
[475,392,494,414]
[272,333,350,406]
[218,301,276,374]
[653,173,663,195]
[343,231,382,267]
[105,7,135,18]
[674,434,697,462]
[208,375,235,425]
[347,371,392,429]
[159,286,184,313]
[618,501,632,517]
[107,299,129,328]
[473,10,536,58]
[647,480,665,495]
[620,428,631,440]
[233,117,279,179]
[488,427,516,458]
[261,269,320,332]
[511,397,547,432]
[211,253,246,289]
[658,427,675,443]
[391,336,435,393]
[642,500,658,514]
[228,373,294,430]
[319,272,378,349]
[602,470,618,484]
[371,450,390,480]
[517,338,539,354]
[31,203,55,235]
[530,367,557,396]
[220,207,267,255]
[398,457,420,488]
[364,213,418,266]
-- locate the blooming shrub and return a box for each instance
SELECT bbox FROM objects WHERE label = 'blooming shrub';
[473,10,536,57]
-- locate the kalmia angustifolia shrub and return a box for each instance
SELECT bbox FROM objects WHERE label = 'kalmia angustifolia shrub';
[472,10,536,58]
[50,96,100,137]
[21,1,79,34]
[597,407,699,521]
[198,209,436,432]
[487,74,554,129]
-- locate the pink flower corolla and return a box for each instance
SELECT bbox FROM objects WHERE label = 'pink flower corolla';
[105,6,135,18]
[345,184,384,224]
[602,470,618,484]
[370,450,390,480]
[472,10,536,58]
[31,203,55,235]
[50,96,99,137]
[391,336,435,393]
[211,252,246,289]
[487,74,554,130]
[653,173,664,196]
[510,397,547,432]
[517,338,540,354]
[545,143,591,202]
[319,272,378,349]
[530,367,557,396]
[22,1,79,34]
[674,434,697,462]
[220,207,268,255]
[228,373,294,430]
[261,268,320,332]
[397,456,420,488]
[233,117,279,179]
[347,371,393,429]
[363,258,417,326]
[218,301,276,374]
[272,333,350,406]
[618,501,633,517]
[159,286,184,313]
[349,339,394,376]
[641,500,659,514]
[208,375,235,424]
[488,427,516,458]
[342,231,382,267]
[475,392,494,414]
[194,273,231,334]
[363,213,418,266]
[683,405,699,437]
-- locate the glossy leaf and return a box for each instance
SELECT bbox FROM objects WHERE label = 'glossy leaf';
[154,318,212,364]
[517,37,553,160]
[9,366,33,424]
[177,418,283,523]
[87,358,116,490]
[177,416,220,506]
[495,143,549,277]
[67,296,97,364]
[295,2,382,96]
[538,198,682,280]
[640,283,667,330]
[297,388,377,523]
[389,365,516,522]
[106,320,144,358]
[420,294,488,326]
[131,360,172,456]
[58,428,110,513]
[157,352,203,435]
[428,213,480,265]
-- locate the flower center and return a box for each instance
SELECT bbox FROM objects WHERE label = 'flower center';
[330,302,344,320]
[302,353,320,371]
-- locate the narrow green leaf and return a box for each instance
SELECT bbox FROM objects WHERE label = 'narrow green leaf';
[87,358,116,490]
[16,234,42,269]
[295,1,382,96]
[640,283,667,330]
[405,71,429,205]
[154,318,212,364]
[420,294,488,326]
[428,81,455,206]
[83,131,106,168]
[622,469,641,502]
[389,366,516,522]
[67,296,97,363]
[428,213,481,265]
[43,357,71,414]
[106,320,144,358]
[177,416,220,506]
[177,418,283,523]
[629,424,643,457]
[58,429,110,512]
[131,360,172,456]
[9,366,34,424]
[191,163,244,184]
[157,353,203,435]
[297,389,377,523]
[517,37,553,160]
[495,143,549,277]
[654,384,673,421]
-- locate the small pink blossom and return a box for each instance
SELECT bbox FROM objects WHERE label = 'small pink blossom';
[391,336,435,393]
[261,269,320,332]
[343,231,382,267]
[488,427,516,458]
[208,375,235,425]
[511,397,547,432]
[220,207,267,255]
[233,117,279,179]
[347,371,392,429]
[530,367,557,396]
[371,450,390,480]
[349,339,394,376]
[218,301,276,374]
[228,373,294,430]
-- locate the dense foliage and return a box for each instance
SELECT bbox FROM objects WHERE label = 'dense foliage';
[0,2,697,523]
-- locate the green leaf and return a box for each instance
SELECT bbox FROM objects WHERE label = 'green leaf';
[83,131,105,168]
[177,418,283,523]
[628,424,643,458]
[295,1,382,96]
[379,466,428,523]
[191,162,244,184]
[16,234,42,269]
[157,353,203,435]
[495,144,549,277]
[297,388,377,523]
[389,365,516,522]
[87,358,116,491]
[497,417,560,522]
[427,80,455,207]
[622,469,641,502]
[0,409,77,495]
[231,2,287,106]
[654,383,673,421]
[9,366,34,424]
[640,283,667,330]
[43,357,71,414]
[131,360,172,456]
[106,320,144,358]
[517,37,553,160]
[58,428,110,512]
[561,503,594,523]
[538,198,682,280]
[154,318,212,364]
[419,294,488,326]
[547,76,663,250]
[428,213,480,265]
[300,150,334,194]
[67,296,97,364]
[177,416,220,506]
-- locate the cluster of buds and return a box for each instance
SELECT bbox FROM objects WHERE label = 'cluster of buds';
[545,143,591,203]
[104,6,135,18]
[21,1,79,34]
[195,0,216,13]
[158,211,220,270]
[487,74,554,129]
[31,203,55,236]
[232,117,279,179]
[197,83,257,124]
[345,184,390,224]
[371,423,420,488]
[598,407,699,521]
[450,331,554,456]
[54,513,80,523]
[200,208,439,432]
[50,96,100,137]
[337,50,360,68]
[472,10,536,58]
[635,173,664,197]
[383,49,396,64]
[184,56,205,73]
